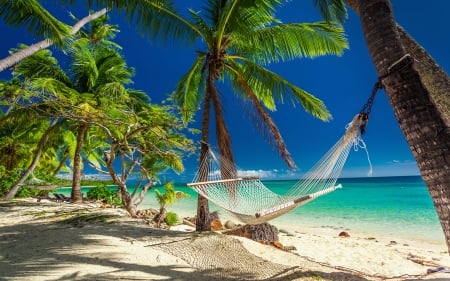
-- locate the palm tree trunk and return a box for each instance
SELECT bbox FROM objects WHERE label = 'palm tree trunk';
[210,84,236,178]
[1,119,58,200]
[357,0,450,251]
[196,90,212,231]
[345,0,450,121]
[71,123,88,203]
[0,8,108,72]
[396,26,450,121]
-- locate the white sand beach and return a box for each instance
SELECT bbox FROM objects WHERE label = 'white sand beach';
[1,199,450,281]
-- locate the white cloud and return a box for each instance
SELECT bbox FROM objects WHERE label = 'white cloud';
[236,169,305,180]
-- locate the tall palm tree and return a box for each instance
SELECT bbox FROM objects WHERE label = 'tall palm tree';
[57,16,134,202]
[349,0,450,251]
[177,1,348,230]
[88,0,348,230]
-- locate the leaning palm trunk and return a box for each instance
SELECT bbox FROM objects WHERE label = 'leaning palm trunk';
[356,0,450,252]
[1,119,58,200]
[0,8,108,72]
[196,89,213,231]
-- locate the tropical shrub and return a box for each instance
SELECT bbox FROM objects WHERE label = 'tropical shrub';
[165,211,179,226]
[0,167,20,197]
[16,187,51,198]
[86,185,121,206]
[154,182,188,227]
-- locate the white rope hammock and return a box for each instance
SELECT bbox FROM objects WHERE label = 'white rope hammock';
[187,114,371,224]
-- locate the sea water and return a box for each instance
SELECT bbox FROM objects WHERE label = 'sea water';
[58,176,445,244]
[267,176,444,244]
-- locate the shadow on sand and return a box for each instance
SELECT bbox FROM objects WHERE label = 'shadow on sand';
[0,200,427,281]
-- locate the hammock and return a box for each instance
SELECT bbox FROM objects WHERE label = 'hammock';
[187,114,371,224]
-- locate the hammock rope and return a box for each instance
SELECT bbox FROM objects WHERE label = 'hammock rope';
[188,114,369,224]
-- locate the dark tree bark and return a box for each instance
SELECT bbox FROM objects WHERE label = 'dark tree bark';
[196,87,212,231]
[224,223,279,243]
[356,0,450,251]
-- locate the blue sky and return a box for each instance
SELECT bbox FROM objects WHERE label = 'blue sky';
[1,1,449,182]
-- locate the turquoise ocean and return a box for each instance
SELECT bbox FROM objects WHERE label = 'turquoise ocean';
[59,175,445,245]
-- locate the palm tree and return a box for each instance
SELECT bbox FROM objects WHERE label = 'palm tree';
[172,1,348,230]
[7,15,135,202]
[62,17,135,203]
[88,0,347,230]
[347,0,450,251]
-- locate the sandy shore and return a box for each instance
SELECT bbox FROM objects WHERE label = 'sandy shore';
[1,199,450,281]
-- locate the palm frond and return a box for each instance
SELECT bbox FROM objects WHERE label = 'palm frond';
[12,46,70,83]
[31,77,79,102]
[127,89,151,111]
[227,59,332,121]
[221,0,283,34]
[70,40,99,90]
[97,82,129,104]
[313,0,348,24]
[188,9,213,44]
[94,0,200,45]
[0,0,71,46]
[233,22,348,65]
[172,55,207,123]
[95,54,134,88]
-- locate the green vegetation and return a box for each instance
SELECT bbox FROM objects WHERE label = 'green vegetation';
[0,13,194,213]
[155,182,189,211]
[154,182,188,227]
[0,1,348,224]
[86,185,121,206]
[164,211,180,227]
[15,187,51,198]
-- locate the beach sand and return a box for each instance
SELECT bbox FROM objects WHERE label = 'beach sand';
[1,199,450,281]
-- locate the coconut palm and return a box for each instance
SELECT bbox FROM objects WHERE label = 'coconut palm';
[60,18,134,203]
[167,1,349,230]
[88,0,348,230]
[7,15,135,202]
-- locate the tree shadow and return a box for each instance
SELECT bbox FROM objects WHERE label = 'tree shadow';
[0,201,371,281]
